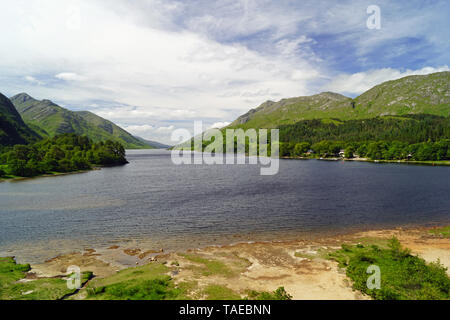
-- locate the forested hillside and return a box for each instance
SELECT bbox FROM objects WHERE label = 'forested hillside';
[279,114,449,144]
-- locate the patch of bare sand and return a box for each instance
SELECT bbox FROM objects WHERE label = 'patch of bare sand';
[29,226,449,300]
[177,242,366,300]
[31,250,116,278]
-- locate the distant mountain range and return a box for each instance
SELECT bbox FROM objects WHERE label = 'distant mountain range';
[7,93,153,149]
[230,71,450,129]
[135,136,172,149]
[0,92,170,149]
[2,72,449,149]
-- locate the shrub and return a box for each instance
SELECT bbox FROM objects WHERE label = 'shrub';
[328,238,450,300]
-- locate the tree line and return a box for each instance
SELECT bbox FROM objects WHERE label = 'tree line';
[277,115,449,161]
[0,133,128,178]
[190,115,450,161]
[279,114,450,144]
[279,139,450,161]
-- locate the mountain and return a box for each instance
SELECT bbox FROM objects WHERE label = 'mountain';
[230,71,450,129]
[135,136,171,149]
[10,93,151,149]
[354,71,450,117]
[0,93,40,146]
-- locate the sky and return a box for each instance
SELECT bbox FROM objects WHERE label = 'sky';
[0,0,449,144]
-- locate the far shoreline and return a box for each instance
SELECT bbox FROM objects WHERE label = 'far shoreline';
[281,156,450,166]
[2,151,448,183]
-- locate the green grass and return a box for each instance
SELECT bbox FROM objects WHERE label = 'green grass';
[202,285,241,300]
[0,257,31,283]
[429,226,450,238]
[87,276,186,300]
[181,254,234,277]
[1,255,296,300]
[328,238,450,300]
[0,257,93,300]
[321,118,344,125]
[85,262,191,300]
[87,263,169,289]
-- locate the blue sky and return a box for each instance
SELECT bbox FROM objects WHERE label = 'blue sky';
[0,0,448,143]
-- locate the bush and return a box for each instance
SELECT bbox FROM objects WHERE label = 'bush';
[329,238,450,300]
[88,277,183,300]
[247,287,293,300]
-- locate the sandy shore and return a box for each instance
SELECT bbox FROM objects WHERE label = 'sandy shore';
[26,225,450,300]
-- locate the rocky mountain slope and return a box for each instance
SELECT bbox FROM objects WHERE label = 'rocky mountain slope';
[10,93,151,149]
[0,93,40,146]
[230,71,450,129]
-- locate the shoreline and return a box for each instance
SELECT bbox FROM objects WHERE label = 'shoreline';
[0,168,98,182]
[4,220,449,266]
[0,166,110,183]
[3,223,447,300]
[2,154,448,183]
[281,156,450,166]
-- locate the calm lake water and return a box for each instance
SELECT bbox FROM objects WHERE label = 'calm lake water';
[0,150,449,263]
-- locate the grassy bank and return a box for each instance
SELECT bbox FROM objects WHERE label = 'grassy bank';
[429,226,450,238]
[328,238,450,300]
[1,229,449,300]
[0,257,93,300]
[0,255,290,300]
[82,254,291,300]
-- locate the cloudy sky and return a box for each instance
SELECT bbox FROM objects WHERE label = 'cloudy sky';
[0,0,449,143]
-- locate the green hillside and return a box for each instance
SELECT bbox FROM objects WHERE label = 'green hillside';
[230,72,450,129]
[10,93,151,149]
[0,93,40,146]
[354,72,450,117]
[135,136,171,149]
[75,111,154,150]
[279,114,450,144]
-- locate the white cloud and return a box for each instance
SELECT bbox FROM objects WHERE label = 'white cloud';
[55,72,86,82]
[121,123,176,144]
[122,124,155,132]
[24,75,43,85]
[168,109,197,119]
[324,66,450,96]
[0,1,321,116]
[157,125,175,132]
[95,107,155,122]
[0,0,448,143]
[209,122,230,129]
